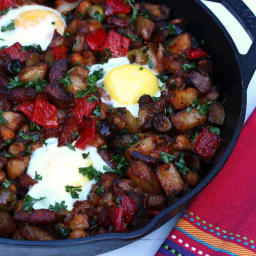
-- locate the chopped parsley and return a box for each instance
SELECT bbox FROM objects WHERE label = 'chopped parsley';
[65,185,82,199]
[1,179,11,188]
[79,165,102,181]
[59,72,71,87]
[64,31,70,37]
[147,55,153,69]
[93,105,101,117]
[139,67,144,71]
[51,21,55,25]
[30,122,41,131]
[7,76,25,89]
[141,9,152,20]
[87,95,98,102]
[0,110,7,126]
[93,12,103,23]
[165,24,176,36]
[95,186,104,195]
[82,153,89,159]
[210,127,221,136]
[18,131,39,142]
[72,131,79,140]
[25,78,47,92]
[3,152,15,158]
[192,99,211,116]
[49,201,68,213]
[152,96,160,102]
[165,105,174,116]
[2,139,13,147]
[23,195,46,211]
[1,20,15,32]
[186,107,192,113]
[160,152,176,164]
[174,153,189,175]
[35,171,42,181]
[157,75,168,84]
[182,63,196,71]
[0,8,9,16]
[125,0,137,22]
[22,44,42,53]
[66,142,76,151]
[75,69,104,99]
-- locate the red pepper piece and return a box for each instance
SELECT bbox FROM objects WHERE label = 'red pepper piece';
[58,116,79,147]
[106,0,131,15]
[0,0,16,11]
[194,127,221,160]
[121,194,136,224]
[110,194,136,232]
[85,28,108,51]
[104,30,131,57]
[52,46,68,61]
[185,48,210,59]
[31,97,59,129]
[18,102,34,119]
[2,43,28,62]
[75,119,96,150]
[72,95,100,125]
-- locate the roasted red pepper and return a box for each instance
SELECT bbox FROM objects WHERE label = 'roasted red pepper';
[75,119,96,150]
[72,95,100,125]
[0,43,28,62]
[110,194,136,232]
[106,0,131,15]
[0,0,16,11]
[185,48,210,59]
[104,30,131,57]
[18,102,34,119]
[58,116,79,147]
[194,127,221,160]
[52,46,68,61]
[31,97,59,129]
[85,28,108,51]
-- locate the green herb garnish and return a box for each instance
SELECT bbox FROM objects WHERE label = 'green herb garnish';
[0,8,9,16]
[1,179,11,188]
[0,110,7,126]
[23,195,46,211]
[175,153,189,175]
[35,171,42,181]
[49,201,68,213]
[87,95,98,102]
[82,153,89,159]
[93,105,101,117]
[65,185,82,199]
[79,165,102,181]
[1,20,15,32]
[147,55,153,69]
[7,77,25,89]
[18,131,39,142]
[25,78,47,92]
[95,186,104,195]
[210,127,221,136]
[66,142,76,151]
[125,0,137,22]
[182,63,196,71]
[160,152,176,164]
[30,122,41,131]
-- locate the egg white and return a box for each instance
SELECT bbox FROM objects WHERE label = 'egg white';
[89,57,164,118]
[0,5,66,50]
[26,138,107,211]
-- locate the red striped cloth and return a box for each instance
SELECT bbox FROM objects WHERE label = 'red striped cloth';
[156,109,256,256]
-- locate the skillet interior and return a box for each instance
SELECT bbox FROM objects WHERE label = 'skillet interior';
[0,0,246,255]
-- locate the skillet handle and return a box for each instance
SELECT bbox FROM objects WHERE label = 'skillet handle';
[206,0,256,87]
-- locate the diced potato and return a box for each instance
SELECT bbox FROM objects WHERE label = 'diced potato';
[171,108,206,132]
[7,156,30,180]
[26,52,41,67]
[127,161,162,194]
[2,112,25,131]
[173,135,191,151]
[156,163,184,197]
[169,33,191,55]
[170,87,199,110]
[135,16,155,40]
[8,142,26,155]
[18,63,48,82]
[0,127,15,141]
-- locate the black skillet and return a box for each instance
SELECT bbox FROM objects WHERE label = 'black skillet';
[0,0,255,255]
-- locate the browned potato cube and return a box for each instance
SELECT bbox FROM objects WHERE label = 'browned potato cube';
[0,127,15,141]
[19,63,48,82]
[8,142,26,155]
[127,161,162,194]
[2,111,25,131]
[156,163,184,197]
[171,108,206,132]
[7,156,30,180]
[169,33,191,55]
[170,88,199,110]
[135,15,155,40]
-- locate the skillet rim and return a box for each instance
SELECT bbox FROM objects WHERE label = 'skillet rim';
[0,0,247,247]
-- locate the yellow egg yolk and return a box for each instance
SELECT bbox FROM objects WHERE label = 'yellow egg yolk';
[104,64,159,105]
[15,9,65,34]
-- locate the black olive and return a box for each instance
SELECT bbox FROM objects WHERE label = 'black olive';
[152,113,172,132]
[5,59,22,75]
[98,121,113,140]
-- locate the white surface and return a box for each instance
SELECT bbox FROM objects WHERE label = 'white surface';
[99,1,256,255]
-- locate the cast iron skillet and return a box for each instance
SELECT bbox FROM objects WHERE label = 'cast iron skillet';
[1,0,256,255]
